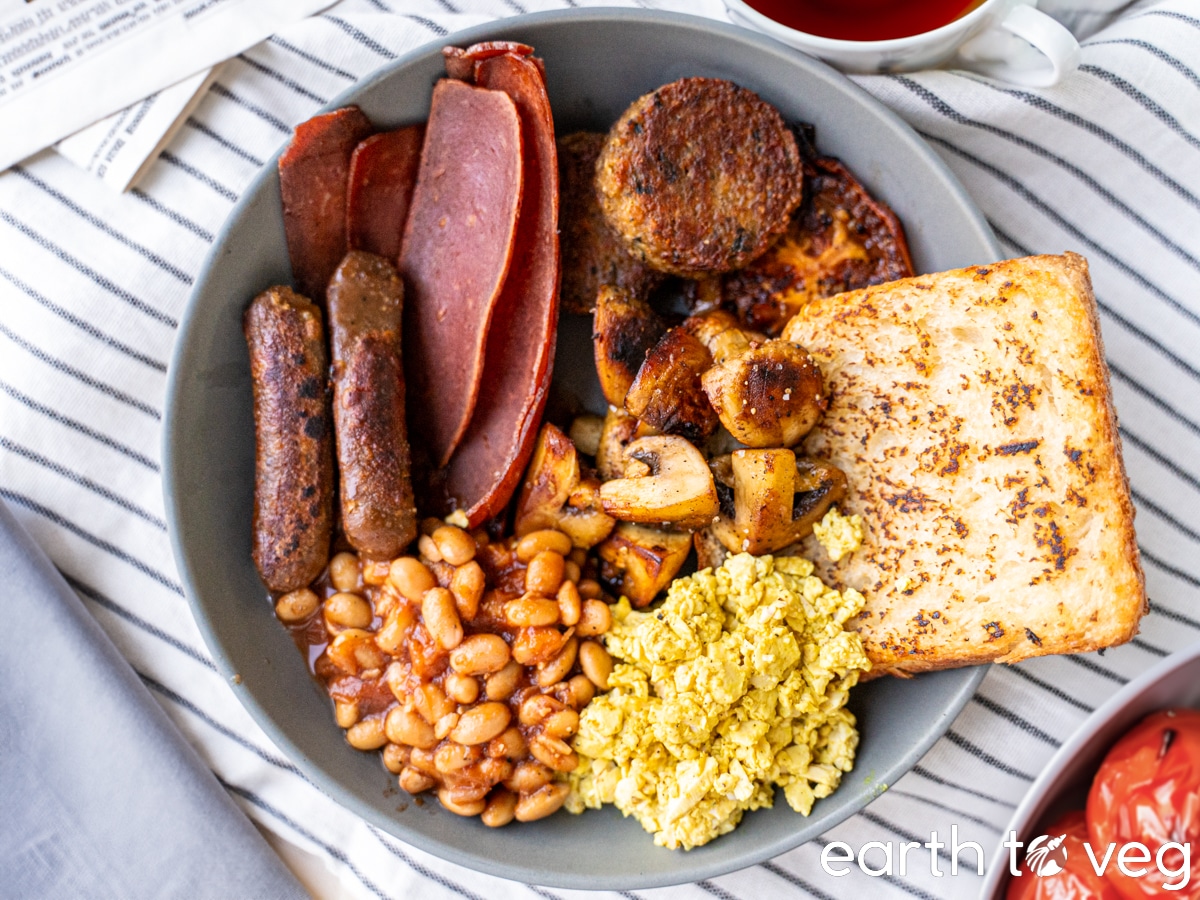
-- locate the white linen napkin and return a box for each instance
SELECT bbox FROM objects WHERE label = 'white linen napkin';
[0,0,1197,898]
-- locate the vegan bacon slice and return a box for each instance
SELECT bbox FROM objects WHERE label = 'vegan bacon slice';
[345,124,425,261]
[442,50,560,527]
[399,79,524,469]
[278,106,373,304]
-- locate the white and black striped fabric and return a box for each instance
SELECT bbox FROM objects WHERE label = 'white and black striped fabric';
[2,0,1197,897]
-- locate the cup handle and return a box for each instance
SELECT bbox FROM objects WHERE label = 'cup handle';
[956,4,1080,87]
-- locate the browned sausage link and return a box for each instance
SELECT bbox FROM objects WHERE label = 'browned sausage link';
[328,251,417,559]
[244,286,334,592]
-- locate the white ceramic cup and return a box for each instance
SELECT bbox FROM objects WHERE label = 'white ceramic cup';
[722,0,1080,86]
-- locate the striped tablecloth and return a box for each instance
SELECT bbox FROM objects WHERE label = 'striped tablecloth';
[2,0,1197,897]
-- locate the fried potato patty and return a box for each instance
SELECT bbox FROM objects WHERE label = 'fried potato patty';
[596,78,802,278]
[558,132,663,314]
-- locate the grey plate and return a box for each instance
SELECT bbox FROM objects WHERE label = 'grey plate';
[163,9,997,890]
[979,642,1200,899]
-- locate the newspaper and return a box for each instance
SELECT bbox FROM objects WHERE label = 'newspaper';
[54,65,217,191]
[0,0,335,173]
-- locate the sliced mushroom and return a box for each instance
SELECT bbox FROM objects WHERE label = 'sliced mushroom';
[592,285,666,407]
[595,405,654,481]
[709,448,847,555]
[568,413,604,458]
[624,327,718,442]
[701,339,826,448]
[514,423,615,549]
[683,309,765,367]
[599,434,719,530]
[597,522,692,608]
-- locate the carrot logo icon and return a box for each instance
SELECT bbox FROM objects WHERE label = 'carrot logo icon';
[1024,833,1068,876]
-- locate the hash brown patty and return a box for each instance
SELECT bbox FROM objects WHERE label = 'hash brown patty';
[595,78,802,278]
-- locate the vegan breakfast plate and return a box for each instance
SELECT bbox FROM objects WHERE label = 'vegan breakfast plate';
[164,9,1003,890]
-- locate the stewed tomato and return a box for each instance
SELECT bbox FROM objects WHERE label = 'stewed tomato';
[1007,809,1122,900]
[1087,709,1200,899]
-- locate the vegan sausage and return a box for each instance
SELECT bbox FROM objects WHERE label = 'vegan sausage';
[327,250,417,559]
[244,286,334,592]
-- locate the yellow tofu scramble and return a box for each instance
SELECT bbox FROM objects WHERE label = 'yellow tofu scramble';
[812,507,864,563]
[566,552,871,850]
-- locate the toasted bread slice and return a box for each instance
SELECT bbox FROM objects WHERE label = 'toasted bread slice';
[782,253,1146,676]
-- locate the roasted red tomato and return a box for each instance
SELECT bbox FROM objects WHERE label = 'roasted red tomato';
[1007,809,1122,900]
[1087,708,1200,899]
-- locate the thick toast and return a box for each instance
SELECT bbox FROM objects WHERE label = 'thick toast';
[782,253,1146,676]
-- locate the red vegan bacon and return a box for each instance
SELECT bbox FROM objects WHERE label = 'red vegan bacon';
[443,49,560,527]
[399,78,524,469]
[279,106,373,304]
[345,124,425,262]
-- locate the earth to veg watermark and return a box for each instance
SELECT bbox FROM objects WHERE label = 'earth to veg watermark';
[819,826,1191,890]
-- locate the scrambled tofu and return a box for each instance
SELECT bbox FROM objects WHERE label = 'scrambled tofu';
[566,553,870,850]
[812,506,864,563]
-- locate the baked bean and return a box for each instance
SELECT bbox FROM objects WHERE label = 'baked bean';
[413,683,455,726]
[529,733,578,772]
[334,700,359,729]
[324,591,373,629]
[579,640,613,690]
[487,726,527,760]
[434,742,478,774]
[328,629,384,674]
[432,525,476,566]
[485,660,523,700]
[562,674,595,709]
[275,588,319,622]
[374,604,415,655]
[433,712,460,741]
[408,747,439,776]
[346,716,387,750]
[519,693,564,727]
[444,671,480,705]
[450,634,511,676]
[418,534,442,562]
[473,757,513,785]
[328,552,360,592]
[577,578,602,599]
[504,760,552,794]
[398,766,436,794]
[385,707,438,750]
[514,783,571,822]
[438,787,486,817]
[575,599,611,637]
[382,742,409,774]
[388,556,435,602]
[450,561,485,621]
[504,594,560,627]
[419,517,443,536]
[422,587,463,650]
[542,707,580,739]
[555,580,581,627]
[525,550,564,595]
[516,529,571,562]
[362,559,391,585]
[536,636,578,687]
[293,531,617,829]
[449,702,511,745]
[481,789,517,827]
[512,626,568,665]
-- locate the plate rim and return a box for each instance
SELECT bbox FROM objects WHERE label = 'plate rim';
[163,7,996,889]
